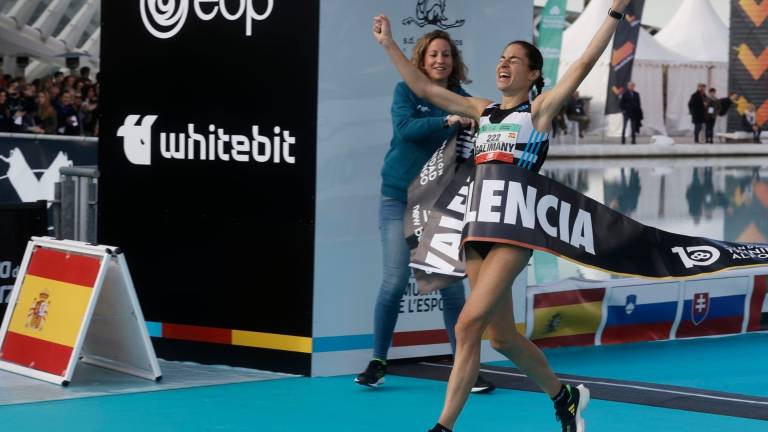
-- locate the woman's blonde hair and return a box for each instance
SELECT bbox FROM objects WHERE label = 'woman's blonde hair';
[37,91,56,120]
[410,30,471,88]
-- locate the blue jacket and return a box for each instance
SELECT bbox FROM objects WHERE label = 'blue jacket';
[381,81,469,201]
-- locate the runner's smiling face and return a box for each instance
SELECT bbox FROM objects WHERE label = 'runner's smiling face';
[422,38,453,85]
[496,44,538,94]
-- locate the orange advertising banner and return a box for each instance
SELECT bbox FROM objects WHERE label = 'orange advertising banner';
[728,0,768,129]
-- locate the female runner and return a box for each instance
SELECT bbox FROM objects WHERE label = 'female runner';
[371,1,631,430]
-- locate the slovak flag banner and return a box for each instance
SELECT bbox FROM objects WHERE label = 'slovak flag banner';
[601,282,679,344]
[676,276,750,338]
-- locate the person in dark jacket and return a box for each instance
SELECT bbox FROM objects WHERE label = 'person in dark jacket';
[0,90,11,132]
[718,92,739,116]
[619,82,642,144]
[55,90,82,136]
[688,83,707,143]
[704,88,719,143]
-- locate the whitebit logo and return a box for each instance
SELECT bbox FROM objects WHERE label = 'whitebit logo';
[140,0,274,39]
[671,246,720,269]
[118,115,157,165]
[117,115,296,166]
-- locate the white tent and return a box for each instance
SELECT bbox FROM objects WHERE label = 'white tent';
[557,0,701,138]
[655,0,729,135]
[655,0,729,63]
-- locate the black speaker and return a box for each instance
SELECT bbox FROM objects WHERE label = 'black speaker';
[66,56,80,70]
[15,56,29,69]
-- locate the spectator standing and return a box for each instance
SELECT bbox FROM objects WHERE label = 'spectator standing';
[688,83,707,143]
[704,88,718,143]
[26,91,58,135]
[48,85,61,108]
[619,82,642,144]
[55,90,82,136]
[11,84,38,133]
[0,90,11,132]
[53,71,65,88]
[716,91,739,135]
[354,29,496,395]
[80,85,99,136]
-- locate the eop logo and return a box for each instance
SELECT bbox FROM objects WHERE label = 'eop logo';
[140,0,274,39]
[671,246,720,269]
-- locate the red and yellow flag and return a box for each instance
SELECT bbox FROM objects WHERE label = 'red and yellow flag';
[0,247,101,376]
[530,288,605,348]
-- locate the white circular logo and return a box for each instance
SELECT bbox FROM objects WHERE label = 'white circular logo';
[671,246,720,269]
[140,0,190,40]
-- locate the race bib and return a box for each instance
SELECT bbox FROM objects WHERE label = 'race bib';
[474,123,520,164]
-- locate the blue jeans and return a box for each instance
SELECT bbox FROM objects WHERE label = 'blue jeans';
[373,196,466,360]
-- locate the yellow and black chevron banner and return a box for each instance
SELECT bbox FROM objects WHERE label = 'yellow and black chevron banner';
[728,0,768,131]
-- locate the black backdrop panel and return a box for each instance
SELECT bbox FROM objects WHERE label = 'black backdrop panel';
[0,202,47,321]
[99,1,318,372]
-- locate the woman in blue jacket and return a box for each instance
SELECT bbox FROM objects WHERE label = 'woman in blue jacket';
[355,30,494,394]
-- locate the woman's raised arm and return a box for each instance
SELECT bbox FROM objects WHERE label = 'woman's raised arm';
[372,14,490,121]
[533,0,630,130]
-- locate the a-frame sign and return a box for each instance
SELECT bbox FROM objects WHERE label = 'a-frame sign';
[0,237,161,385]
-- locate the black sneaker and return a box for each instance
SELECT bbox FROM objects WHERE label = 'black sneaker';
[554,384,589,432]
[354,359,386,387]
[470,373,496,394]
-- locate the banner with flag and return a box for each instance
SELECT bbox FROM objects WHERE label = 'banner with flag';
[0,247,101,377]
[605,1,645,114]
[538,0,567,90]
[675,276,750,339]
[601,282,679,344]
[408,132,768,294]
[528,287,605,348]
[727,0,768,132]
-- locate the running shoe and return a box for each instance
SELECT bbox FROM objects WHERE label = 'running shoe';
[554,384,590,432]
[470,373,496,394]
[354,359,386,387]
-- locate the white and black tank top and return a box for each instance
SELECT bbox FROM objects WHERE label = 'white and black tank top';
[474,101,549,173]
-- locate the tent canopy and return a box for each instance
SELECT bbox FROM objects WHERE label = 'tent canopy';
[654,0,729,63]
[560,0,692,65]
[555,0,727,137]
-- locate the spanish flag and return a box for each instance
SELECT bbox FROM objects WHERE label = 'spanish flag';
[0,247,101,376]
[530,288,605,348]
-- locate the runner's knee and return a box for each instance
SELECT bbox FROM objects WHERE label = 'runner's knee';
[455,312,488,342]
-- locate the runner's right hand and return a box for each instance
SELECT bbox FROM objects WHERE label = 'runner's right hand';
[372,15,394,46]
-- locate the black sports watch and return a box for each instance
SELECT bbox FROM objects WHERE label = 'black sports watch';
[608,8,624,20]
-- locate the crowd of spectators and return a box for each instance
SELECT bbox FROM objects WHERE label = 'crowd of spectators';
[0,67,99,137]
